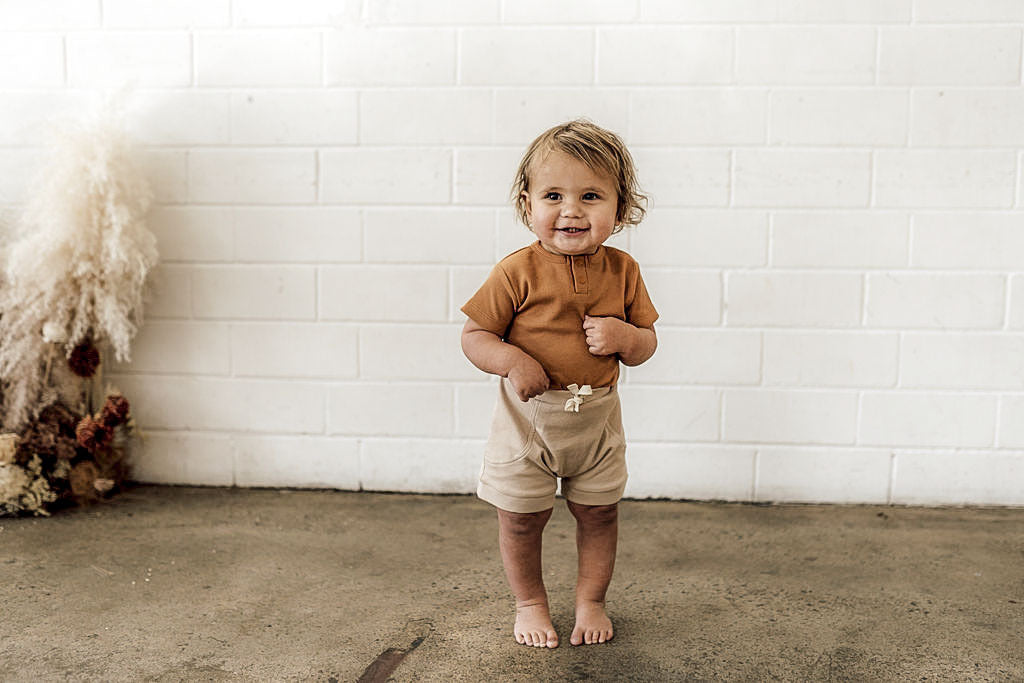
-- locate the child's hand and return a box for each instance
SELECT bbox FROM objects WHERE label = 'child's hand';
[507,356,550,401]
[583,315,629,356]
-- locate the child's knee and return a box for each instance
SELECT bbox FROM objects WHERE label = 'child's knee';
[498,507,552,535]
[567,501,618,526]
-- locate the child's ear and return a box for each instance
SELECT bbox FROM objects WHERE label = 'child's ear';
[521,191,534,226]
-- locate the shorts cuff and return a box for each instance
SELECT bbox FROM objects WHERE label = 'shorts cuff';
[562,482,627,507]
[477,481,554,514]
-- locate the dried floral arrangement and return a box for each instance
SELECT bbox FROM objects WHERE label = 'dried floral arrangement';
[0,100,157,516]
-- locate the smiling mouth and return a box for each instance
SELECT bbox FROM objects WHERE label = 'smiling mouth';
[558,227,588,234]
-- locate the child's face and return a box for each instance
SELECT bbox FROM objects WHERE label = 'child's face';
[522,151,618,257]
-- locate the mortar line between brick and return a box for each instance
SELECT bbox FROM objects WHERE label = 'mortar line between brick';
[1003,273,1012,330]
[994,395,1004,449]
[873,26,881,86]
[886,451,896,505]
[189,31,196,86]
[751,447,760,502]
[455,27,462,86]
[320,29,326,87]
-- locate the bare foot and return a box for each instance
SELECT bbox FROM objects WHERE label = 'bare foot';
[514,601,559,648]
[570,599,613,646]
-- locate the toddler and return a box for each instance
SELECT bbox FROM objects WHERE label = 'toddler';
[460,120,658,649]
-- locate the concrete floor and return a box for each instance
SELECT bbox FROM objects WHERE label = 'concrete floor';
[1,486,1022,682]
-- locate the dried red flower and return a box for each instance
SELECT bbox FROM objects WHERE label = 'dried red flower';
[68,340,101,378]
[100,394,131,428]
[75,416,113,452]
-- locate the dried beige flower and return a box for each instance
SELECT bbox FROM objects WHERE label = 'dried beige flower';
[0,434,18,465]
[0,455,56,516]
[41,321,66,344]
[0,97,157,431]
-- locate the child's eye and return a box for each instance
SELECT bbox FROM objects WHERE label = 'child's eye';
[583,192,601,200]
[544,192,561,200]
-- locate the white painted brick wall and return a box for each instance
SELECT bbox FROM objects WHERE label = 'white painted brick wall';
[865,273,1005,329]
[873,150,1017,208]
[632,90,766,145]
[763,332,899,388]
[914,0,1024,23]
[230,91,359,145]
[769,90,908,146]
[234,0,362,27]
[625,445,755,501]
[192,266,317,320]
[230,323,359,379]
[461,29,594,86]
[494,89,629,144]
[0,34,66,87]
[366,0,498,25]
[0,2,1017,505]
[631,211,767,267]
[756,448,892,504]
[727,273,863,327]
[67,33,193,87]
[598,27,733,84]
[189,150,318,204]
[736,28,876,85]
[772,212,909,268]
[320,148,451,204]
[632,149,731,206]
[325,28,456,86]
[723,390,859,445]
[878,27,1022,85]
[0,1,100,29]
[912,89,1024,147]
[734,150,871,207]
[860,393,997,448]
[913,213,1024,269]
[195,31,322,87]
[327,384,454,437]
[103,0,231,29]
[137,150,189,203]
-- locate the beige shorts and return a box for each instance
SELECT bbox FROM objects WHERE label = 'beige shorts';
[477,378,628,514]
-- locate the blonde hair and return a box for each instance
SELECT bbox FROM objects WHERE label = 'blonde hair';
[511,119,647,233]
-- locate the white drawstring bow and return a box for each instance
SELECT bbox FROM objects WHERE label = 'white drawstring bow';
[563,383,593,413]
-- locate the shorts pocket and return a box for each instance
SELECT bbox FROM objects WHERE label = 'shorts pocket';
[483,399,539,465]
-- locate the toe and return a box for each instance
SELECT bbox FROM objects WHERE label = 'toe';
[570,628,583,646]
[546,630,559,648]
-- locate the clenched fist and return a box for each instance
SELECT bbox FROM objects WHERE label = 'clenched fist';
[507,356,550,401]
[583,315,629,356]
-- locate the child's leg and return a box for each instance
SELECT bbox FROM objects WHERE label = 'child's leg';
[496,506,559,648]
[566,500,618,645]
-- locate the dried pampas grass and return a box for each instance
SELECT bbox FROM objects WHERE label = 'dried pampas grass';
[0,98,157,431]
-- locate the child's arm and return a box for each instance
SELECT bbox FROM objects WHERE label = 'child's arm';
[461,319,550,401]
[582,315,658,367]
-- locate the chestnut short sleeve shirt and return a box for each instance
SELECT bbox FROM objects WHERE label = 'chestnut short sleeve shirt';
[461,241,659,389]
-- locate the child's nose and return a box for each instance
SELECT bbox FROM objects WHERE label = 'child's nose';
[561,200,582,217]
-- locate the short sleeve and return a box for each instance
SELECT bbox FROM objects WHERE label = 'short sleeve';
[461,264,518,337]
[626,265,659,329]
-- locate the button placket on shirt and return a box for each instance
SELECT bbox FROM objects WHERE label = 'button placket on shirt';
[570,255,589,294]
